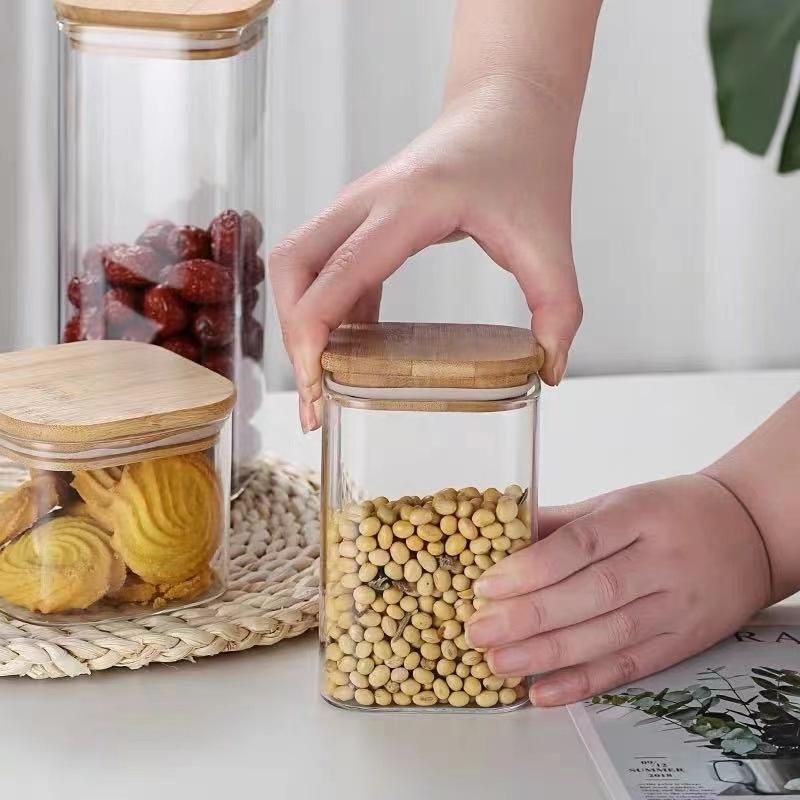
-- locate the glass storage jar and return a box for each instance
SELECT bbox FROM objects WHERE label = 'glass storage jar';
[319,323,543,711]
[0,340,235,625]
[54,0,272,492]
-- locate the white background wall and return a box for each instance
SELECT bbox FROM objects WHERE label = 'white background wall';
[2,0,798,389]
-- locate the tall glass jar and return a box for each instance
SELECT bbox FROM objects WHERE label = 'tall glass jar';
[54,0,272,492]
[0,340,235,625]
[319,323,542,711]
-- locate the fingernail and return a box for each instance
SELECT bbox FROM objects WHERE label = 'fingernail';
[465,612,497,648]
[299,400,318,434]
[474,572,514,599]
[530,682,561,706]
[552,351,568,387]
[489,646,530,676]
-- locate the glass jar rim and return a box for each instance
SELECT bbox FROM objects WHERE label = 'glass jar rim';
[325,374,540,403]
[323,374,540,414]
[57,14,267,60]
[0,421,224,472]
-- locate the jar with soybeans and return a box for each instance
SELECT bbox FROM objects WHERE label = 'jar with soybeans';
[319,323,542,711]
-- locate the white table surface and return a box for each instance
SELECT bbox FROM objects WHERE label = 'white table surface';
[3,370,798,800]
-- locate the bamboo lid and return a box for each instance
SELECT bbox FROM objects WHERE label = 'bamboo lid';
[322,323,545,390]
[54,0,274,32]
[0,341,235,446]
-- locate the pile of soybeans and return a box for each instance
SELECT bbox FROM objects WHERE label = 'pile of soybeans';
[323,485,532,709]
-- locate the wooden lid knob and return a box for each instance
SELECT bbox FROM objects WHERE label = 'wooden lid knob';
[322,323,545,391]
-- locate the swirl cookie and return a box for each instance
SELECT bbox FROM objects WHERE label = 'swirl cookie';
[111,454,221,585]
[0,515,125,613]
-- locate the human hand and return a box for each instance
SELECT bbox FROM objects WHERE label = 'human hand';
[465,474,772,706]
[270,77,583,431]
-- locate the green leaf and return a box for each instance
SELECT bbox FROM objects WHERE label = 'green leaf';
[758,701,786,720]
[778,670,800,688]
[709,0,800,156]
[727,737,761,756]
[671,708,701,722]
[754,676,780,691]
[755,667,785,680]
[771,685,800,698]
[689,686,712,701]
[664,691,693,704]
[760,689,791,705]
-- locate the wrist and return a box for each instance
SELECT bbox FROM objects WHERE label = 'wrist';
[443,70,583,121]
[699,467,783,604]
[701,395,800,603]
[445,0,601,117]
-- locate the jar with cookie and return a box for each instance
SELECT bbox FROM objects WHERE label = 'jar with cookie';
[0,340,235,624]
[54,0,272,493]
[319,323,542,711]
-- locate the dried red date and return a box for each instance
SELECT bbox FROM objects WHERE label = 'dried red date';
[241,211,264,255]
[209,209,242,269]
[243,253,265,287]
[164,259,234,305]
[136,220,175,257]
[202,348,235,380]
[242,316,264,361]
[70,211,265,416]
[159,335,201,362]
[67,276,82,308]
[105,287,141,331]
[104,244,162,287]
[243,286,259,315]
[143,285,190,338]
[193,306,234,348]
[167,225,212,262]
[63,315,82,343]
[67,273,105,309]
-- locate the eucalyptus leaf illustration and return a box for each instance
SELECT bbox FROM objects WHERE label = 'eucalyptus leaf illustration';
[590,666,800,758]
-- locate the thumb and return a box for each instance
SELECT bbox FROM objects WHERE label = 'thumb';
[286,205,450,424]
[515,264,582,386]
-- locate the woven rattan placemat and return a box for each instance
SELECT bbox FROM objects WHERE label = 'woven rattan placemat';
[0,457,320,678]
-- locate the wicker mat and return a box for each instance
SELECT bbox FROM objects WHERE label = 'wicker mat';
[0,458,320,679]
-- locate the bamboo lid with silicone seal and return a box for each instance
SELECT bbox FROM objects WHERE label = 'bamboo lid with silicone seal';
[54,0,275,59]
[54,0,274,32]
[321,322,545,411]
[0,340,236,624]
[0,340,236,470]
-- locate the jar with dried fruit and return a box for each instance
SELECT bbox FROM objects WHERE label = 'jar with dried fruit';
[55,0,272,492]
[0,341,235,624]
[319,323,542,711]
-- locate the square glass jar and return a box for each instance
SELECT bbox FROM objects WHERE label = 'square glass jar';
[319,323,542,711]
[54,0,273,492]
[0,340,235,625]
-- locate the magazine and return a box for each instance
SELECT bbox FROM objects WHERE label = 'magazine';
[568,626,800,799]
